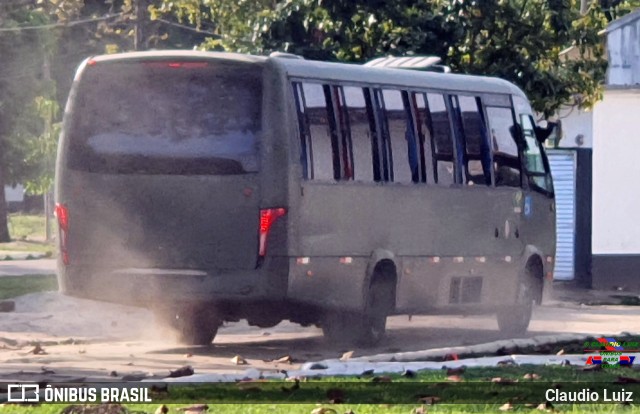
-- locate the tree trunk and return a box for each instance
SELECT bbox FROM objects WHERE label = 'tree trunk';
[0,168,11,242]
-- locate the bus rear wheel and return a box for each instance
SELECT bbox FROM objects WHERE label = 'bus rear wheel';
[154,305,220,346]
[496,278,534,336]
[322,278,391,347]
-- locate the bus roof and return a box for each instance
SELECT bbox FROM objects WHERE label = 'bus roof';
[86,50,526,99]
[87,50,266,65]
[273,57,526,98]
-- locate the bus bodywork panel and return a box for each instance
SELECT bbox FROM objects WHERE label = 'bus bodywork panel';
[56,53,293,307]
[287,183,527,312]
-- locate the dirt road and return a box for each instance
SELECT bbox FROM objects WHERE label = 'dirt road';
[1,291,639,382]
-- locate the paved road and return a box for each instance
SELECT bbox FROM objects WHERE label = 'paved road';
[0,259,56,276]
[1,290,639,382]
[1,260,639,382]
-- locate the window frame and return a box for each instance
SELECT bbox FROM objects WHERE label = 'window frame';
[520,113,555,197]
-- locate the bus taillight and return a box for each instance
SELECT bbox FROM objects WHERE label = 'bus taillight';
[259,208,287,257]
[55,203,69,265]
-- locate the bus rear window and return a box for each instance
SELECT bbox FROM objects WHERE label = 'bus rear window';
[67,60,262,175]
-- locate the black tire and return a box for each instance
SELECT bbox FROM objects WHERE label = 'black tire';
[322,278,392,347]
[154,305,220,346]
[496,277,534,336]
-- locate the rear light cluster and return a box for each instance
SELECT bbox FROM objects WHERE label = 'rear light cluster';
[55,203,69,265]
[259,208,286,257]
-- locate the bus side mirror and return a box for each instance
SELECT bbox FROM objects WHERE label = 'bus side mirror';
[535,120,562,145]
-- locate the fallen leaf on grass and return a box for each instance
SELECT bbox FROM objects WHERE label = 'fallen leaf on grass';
[537,401,555,411]
[177,404,208,413]
[498,402,514,411]
[150,384,168,395]
[445,367,465,376]
[491,377,518,384]
[154,405,169,414]
[236,381,264,392]
[231,355,248,365]
[167,365,194,378]
[281,379,300,393]
[446,375,463,382]
[371,376,392,383]
[326,388,345,403]
[311,408,337,414]
[417,395,441,404]
[402,369,416,378]
[615,376,640,384]
[60,404,127,414]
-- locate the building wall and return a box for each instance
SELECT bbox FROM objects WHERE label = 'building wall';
[607,11,640,85]
[555,106,593,149]
[591,88,640,290]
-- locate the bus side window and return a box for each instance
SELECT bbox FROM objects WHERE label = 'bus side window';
[426,93,455,186]
[456,95,491,186]
[292,82,312,179]
[411,92,430,183]
[299,83,338,181]
[486,106,522,188]
[330,86,354,180]
[343,86,375,182]
[381,89,416,184]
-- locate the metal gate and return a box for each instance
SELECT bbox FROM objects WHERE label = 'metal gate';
[547,150,577,280]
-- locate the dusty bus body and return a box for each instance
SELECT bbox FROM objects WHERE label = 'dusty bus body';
[55,51,555,345]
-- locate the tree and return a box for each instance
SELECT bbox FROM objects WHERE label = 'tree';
[0,2,52,242]
[0,0,206,241]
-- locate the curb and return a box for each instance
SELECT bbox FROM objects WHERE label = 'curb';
[156,333,635,383]
[0,253,48,261]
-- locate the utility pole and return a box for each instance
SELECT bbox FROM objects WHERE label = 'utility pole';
[43,52,52,242]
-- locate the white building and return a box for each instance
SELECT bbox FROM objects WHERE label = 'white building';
[555,8,640,290]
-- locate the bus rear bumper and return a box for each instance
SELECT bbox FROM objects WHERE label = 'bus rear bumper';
[57,261,288,308]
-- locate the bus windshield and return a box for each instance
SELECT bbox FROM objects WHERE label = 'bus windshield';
[67,60,262,175]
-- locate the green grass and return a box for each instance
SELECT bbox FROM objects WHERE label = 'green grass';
[0,275,58,300]
[7,214,47,241]
[0,213,55,255]
[2,366,640,413]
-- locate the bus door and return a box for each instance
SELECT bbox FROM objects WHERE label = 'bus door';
[483,100,528,297]
[444,94,522,304]
[515,109,556,267]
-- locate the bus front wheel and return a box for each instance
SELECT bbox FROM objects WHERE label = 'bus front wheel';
[154,305,220,346]
[496,278,534,336]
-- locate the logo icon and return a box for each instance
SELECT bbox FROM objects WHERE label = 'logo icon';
[7,384,40,402]
[584,337,638,367]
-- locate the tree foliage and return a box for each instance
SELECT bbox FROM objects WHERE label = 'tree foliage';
[155,0,638,117]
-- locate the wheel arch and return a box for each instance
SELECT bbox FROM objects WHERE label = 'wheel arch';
[364,249,399,311]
